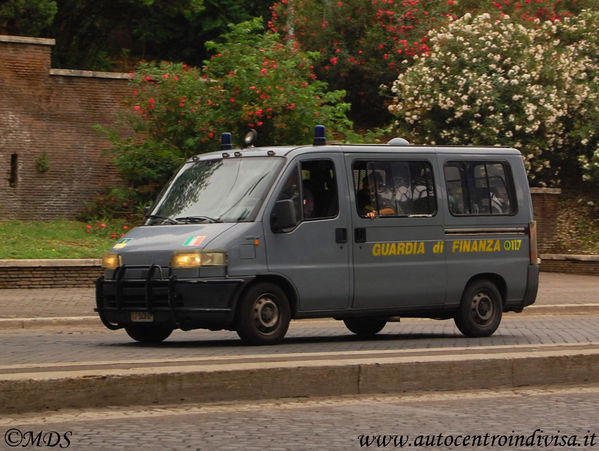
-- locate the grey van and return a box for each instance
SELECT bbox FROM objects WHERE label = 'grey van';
[96,127,539,345]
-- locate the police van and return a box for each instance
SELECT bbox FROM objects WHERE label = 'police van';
[95,126,539,345]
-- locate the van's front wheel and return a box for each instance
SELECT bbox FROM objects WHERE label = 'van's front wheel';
[343,317,387,337]
[236,282,290,345]
[454,280,502,337]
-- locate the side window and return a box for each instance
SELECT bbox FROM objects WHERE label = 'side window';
[273,159,339,231]
[301,160,339,220]
[444,161,515,216]
[353,160,436,218]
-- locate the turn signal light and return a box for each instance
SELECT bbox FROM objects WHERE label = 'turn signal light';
[102,253,122,270]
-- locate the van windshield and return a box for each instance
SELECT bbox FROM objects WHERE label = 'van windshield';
[147,157,283,224]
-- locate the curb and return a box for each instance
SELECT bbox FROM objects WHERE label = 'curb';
[0,316,101,329]
[3,304,599,330]
[2,343,599,414]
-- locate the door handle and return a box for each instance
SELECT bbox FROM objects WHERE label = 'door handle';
[354,228,366,243]
[335,228,347,243]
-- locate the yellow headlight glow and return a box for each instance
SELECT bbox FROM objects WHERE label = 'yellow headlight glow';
[102,253,122,270]
[170,251,226,268]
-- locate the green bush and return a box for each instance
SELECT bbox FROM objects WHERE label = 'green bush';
[388,10,599,188]
[100,18,353,203]
[79,187,145,223]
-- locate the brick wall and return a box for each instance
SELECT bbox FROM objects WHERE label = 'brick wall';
[0,259,102,288]
[0,35,130,220]
[530,188,561,253]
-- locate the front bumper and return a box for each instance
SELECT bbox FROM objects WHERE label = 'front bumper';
[95,265,251,331]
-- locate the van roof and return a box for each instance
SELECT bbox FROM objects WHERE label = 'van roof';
[188,143,521,162]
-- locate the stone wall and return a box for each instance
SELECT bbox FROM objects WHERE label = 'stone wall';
[0,35,130,221]
[530,188,561,253]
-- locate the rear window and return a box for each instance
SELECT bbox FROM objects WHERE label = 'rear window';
[444,161,516,216]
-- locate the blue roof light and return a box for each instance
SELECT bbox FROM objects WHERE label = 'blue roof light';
[220,132,233,150]
[313,125,326,146]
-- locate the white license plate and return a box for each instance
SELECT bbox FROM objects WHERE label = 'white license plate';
[131,312,154,322]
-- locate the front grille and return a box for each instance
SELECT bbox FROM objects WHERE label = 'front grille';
[99,264,183,311]
[103,285,184,309]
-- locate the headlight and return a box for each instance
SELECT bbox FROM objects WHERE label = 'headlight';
[170,251,227,268]
[102,253,122,270]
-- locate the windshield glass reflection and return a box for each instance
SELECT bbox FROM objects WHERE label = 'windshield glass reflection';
[147,157,283,224]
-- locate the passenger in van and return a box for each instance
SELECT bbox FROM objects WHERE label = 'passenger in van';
[357,173,395,218]
[393,175,412,215]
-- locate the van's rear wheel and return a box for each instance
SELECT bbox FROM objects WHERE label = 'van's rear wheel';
[343,317,387,337]
[236,282,290,345]
[454,280,502,337]
[125,325,173,343]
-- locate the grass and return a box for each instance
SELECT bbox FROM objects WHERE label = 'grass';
[0,219,133,259]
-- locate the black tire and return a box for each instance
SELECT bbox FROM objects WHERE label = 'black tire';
[236,282,290,345]
[454,279,503,337]
[125,325,173,343]
[343,317,387,337]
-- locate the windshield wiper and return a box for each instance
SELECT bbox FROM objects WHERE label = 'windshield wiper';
[175,216,223,224]
[146,215,180,225]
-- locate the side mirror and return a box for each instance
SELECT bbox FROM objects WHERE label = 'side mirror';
[271,199,298,232]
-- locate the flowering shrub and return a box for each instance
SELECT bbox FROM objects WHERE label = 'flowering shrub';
[100,18,353,201]
[387,10,599,187]
[269,0,594,123]
[84,220,131,240]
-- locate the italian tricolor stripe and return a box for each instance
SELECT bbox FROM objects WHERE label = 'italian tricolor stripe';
[184,236,205,246]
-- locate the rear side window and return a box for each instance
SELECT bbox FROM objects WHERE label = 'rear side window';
[444,161,516,216]
[352,160,436,218]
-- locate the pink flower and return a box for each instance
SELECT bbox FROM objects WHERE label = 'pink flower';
[85,225,92,230]
[163,74,169,79]
[123,226,129,230]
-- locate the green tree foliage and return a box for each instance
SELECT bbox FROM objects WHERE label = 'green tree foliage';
[1,0,273,70]
[269,0,596,124]
[388,10,599,188]
[44,0,205,70]
[100,19,353,202]
[0,0,57,36]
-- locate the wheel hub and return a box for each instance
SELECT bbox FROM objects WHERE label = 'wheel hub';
[253,296,279,330]
[472,292,493,323]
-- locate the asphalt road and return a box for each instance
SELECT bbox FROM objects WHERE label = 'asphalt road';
[2,313,599,367]
[2,385,599,450]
